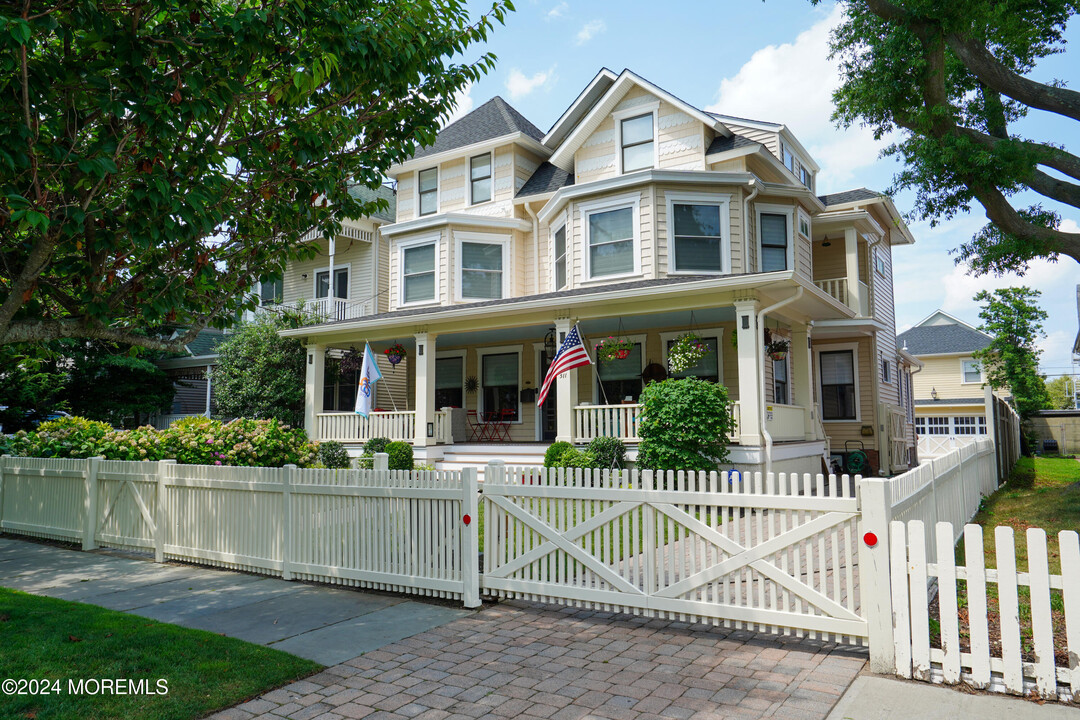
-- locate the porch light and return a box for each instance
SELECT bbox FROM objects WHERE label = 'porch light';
[544,328,557,360]
[931,387,939,400]
[821,235,832,247]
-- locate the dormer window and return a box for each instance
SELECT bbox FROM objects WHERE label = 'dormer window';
[782,142,795,172]
[418,167,438,216]
[470,154,492,205]
[800,166,813,190]
[620,113,654,173]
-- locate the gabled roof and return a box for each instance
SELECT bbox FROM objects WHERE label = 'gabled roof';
[543,68,619,148]
[516,162,575,198]
[897,324,992,355]
[411,96,544,161]
[347,183,396,223]
[818,188,882,207]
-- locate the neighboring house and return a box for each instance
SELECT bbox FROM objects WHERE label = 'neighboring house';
[897,310,1008,444]
[152,328,227,428]
[280,68,919,475]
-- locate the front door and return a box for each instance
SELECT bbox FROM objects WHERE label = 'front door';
[540,353,557,442]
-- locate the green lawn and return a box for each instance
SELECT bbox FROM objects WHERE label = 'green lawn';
[0,588,321,720]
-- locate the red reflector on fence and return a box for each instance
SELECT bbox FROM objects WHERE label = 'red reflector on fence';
[863,532,878,547]
[463,514,472,526]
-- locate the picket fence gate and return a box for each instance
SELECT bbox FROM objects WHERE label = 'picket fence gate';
[481,462,868,643]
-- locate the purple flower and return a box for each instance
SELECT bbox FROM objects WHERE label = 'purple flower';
[214,460,222,466]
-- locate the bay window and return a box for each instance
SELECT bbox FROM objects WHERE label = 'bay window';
[582,197,638,279]
[401,240,437,304]
[553,224,567,290]
[470,154,491,205]
[668,194,730,273]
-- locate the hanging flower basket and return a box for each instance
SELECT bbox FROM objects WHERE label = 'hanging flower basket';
[339,346,362,374]
[668,332,711,374]
[384,343,407,366]
[595,337,635,363]
[766,339,789,362]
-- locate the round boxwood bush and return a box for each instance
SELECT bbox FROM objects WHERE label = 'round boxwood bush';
[318,440,351,469]
[386,441,414,470]
[543,441,573,468]
[637,377,733,471]
[588,436,626,469]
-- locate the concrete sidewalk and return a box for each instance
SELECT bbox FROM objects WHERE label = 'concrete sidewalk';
[827,675,1078,719]
[0,536,471,665]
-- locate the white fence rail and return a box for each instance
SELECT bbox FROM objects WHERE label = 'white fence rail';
[891,520,1079,701]
[574,404,642,442]
[482,464,866,643]
[0,455,479,606]
[317,411,417,443]
[917,435,979,458]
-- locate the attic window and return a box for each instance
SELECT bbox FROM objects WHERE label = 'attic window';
[418,168,438,216]
[621,114,654,173]
[470,154,491,205]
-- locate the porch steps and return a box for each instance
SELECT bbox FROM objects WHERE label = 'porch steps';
[434,444,547,477]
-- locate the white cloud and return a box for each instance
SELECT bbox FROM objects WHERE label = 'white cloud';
[575,19,605,46]
[506,66,557,101]
[707,4,891,193]
[546,2,568,20]
[1061,218,1080,234]
[442,83,474,127]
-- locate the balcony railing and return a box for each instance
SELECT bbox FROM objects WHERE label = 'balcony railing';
[814,277,848,306]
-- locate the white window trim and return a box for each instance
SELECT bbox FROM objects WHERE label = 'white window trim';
[579,193,642,282]
[665,192,732,275]
[416,167,439,217]
[397,233,441,308]
[313,263,351,300]
[468,152,493,207]
[797,208,811,240]
[434,349,467,411]
[453,231,511,302]
[659,328,725,379]
[475,344,524,424]
[588,332,647,405]
[614,102,660,175]
[756,203,796,274]
[874,246,888,277]
[960,357,984,385]
[815,341,861,423]
[550,213,568,291]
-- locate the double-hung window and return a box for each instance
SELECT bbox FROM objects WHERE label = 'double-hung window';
[962,359,982,384]
[418,168,438,216]
[597,342,643,403]
[552,224,567,290]
[620,113,654,173]
[820,349,856,420]
[671,200,726,273]
[460,240,504,300]
[481,352,519,421]
[665,335,720,383]
[759,212,789,272]
[584,200,636,279]
[783,143,795,172]
[259,278,282,306]
[470,154,491,205]
[435,356,464,409]
[402,241,436,304]
[315,267,349,299]
[773,358,789,404]
[800,166,813,189]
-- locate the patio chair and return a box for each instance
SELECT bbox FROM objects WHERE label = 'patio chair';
[496,407,516,441]
[466,410,488,442]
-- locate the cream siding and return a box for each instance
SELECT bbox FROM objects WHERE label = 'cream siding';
[282,234,376,313]
[720,122,779,158]
[815,336,876,449]
[911,355,986,402]
[397,176,415,223]
[567,187,652,288]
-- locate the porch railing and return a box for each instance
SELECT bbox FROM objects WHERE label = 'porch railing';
[434,408,453,444]
[814,277,848,306]
[574,404,641,442]
[317,411,415,443]
[765,403,808,441]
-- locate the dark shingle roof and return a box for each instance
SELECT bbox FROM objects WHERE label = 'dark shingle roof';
[411,97,544,161]
[897,324,992,355]
[706,134,762,156]
[818,188,883,207]
[185,329,226,357]
[347,183,396,223]
[516,162,575,198]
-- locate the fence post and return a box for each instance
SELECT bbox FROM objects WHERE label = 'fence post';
[374,452,389,471]
[83,456,103,551]
[155,459,176,563]
[486,459,505,485]
[461,466,481,608]
[282,464,295,581]
[0,455,8,532]
[858,475,896,674]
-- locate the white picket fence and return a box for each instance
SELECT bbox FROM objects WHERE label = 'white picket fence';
[917,435,979,459]
[0,455,479,606]
[482,463,867,643]
[891,520,1080,701]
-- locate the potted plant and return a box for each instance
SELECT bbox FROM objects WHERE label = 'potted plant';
[384,342,407,366]
[766,338,789,361]
[668,332,710,373]
[595,337,635,362]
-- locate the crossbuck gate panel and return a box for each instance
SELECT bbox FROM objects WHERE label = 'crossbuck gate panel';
[483,467,867,644]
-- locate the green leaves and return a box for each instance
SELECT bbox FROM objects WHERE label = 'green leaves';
[637,378,734,471]
[973,286,1049,419]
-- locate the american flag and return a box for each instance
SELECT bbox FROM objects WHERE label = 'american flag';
[538,324,592,407]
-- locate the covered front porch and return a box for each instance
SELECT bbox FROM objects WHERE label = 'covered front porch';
[287,275,848,472]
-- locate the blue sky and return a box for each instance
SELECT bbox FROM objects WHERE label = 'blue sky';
[452,0,1080,376]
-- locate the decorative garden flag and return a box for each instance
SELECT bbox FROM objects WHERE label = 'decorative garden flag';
[538,324,592,407]
[354,343,383,418]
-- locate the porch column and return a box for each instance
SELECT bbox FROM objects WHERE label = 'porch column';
[790,323,816,441]
[414,332,437,447]
[844,227,861,315]
[304,344,326,441]
[554,318,579,444]
[734,299,763,446]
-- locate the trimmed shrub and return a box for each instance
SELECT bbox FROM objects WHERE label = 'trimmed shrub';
[553,447,600,470]
[8,416,112,458]
[588,436,626,469]
[356,437,392,469]
[637,378,734,471]
[386,441,413,470]
[318,441,351,469]
[543,441,573,468]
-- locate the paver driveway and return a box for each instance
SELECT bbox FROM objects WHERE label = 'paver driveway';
[215,600,867,720]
